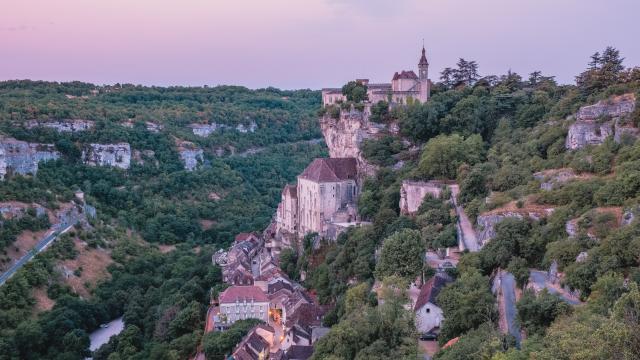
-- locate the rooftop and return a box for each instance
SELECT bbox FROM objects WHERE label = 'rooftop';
[299,158,357,183]
[219,285,269,303]
[414,274,452,311]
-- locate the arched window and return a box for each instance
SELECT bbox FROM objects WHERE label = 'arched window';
[426,308,430,314]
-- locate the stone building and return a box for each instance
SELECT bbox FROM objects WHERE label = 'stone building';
[322,46,431,106]
[218,286,270,325]
[272,158,362,243]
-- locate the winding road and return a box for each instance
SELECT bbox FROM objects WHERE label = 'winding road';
[0,219,77,286]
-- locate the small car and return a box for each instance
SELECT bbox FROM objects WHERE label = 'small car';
[420,332,438,341]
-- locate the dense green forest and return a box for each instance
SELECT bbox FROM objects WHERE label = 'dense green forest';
[0,83,325,359]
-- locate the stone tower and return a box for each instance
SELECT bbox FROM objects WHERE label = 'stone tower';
[418,46,430,102]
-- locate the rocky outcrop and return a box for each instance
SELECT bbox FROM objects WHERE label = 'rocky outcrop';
[0,202,46,220]
[82,143,131,169]
[399,180,447,215]
[0,137,59,178]
[476,206,554,245]
[565,93,637,149]
[190,122,257,137]
[533,168,592,190]
[26,119,94,132]
[122,120,163,133]
[176,141,203,171]
[319,109,386,177]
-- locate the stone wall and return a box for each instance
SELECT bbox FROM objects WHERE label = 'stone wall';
[26,119,94,132]
[566,93,637,150]
[319,109,385,178]
[399,180,446,215]
[82,143,131,169]
[0,137,59,178]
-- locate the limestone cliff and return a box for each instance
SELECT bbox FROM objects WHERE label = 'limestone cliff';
[319,109,386,177]
[565,93,637,149]
[26,119,94,132]
[82,143,131,169]
[176,140,204,171]
[0,137,59,178]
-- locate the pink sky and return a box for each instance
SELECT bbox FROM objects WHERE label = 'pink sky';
[0,0,638,89]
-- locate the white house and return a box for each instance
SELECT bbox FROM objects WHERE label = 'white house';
[414,274,452,335]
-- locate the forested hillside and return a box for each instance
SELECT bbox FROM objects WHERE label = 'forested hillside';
[0,83,325,359]
[301,47,640,360]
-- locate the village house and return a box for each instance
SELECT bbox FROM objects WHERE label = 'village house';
[218,286,270,325]
[414,274,453,336]
[321,46,431,106]
[232,327,271,360]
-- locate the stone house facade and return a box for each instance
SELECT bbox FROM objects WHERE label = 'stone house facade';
[218,286,270,325]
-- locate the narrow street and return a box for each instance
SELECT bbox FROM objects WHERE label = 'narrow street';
[449,184,480,252]
[499,272,521,346]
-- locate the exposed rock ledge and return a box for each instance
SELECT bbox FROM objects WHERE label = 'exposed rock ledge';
[319,109,387,178]
[176,141,204,171]
[82,143,131,169]
[565,93,637,149]
[0,137,59,179]
[26,119,95,132]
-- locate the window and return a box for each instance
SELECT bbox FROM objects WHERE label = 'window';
[426,308,430,314]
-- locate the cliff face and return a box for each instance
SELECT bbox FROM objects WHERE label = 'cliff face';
[175,140,203,171]
[26,119,94,132]
[319,109,386,178]
[565,93,637,149]
[0,138,59,179]
[190,121,257,137]
[82,143,131,169]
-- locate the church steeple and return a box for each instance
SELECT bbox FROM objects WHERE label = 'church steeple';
[418,45,429,81]
[419,46,429,67]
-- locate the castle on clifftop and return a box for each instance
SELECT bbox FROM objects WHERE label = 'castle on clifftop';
[321,46,431,106]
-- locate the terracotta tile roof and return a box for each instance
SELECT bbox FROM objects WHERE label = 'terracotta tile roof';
[299,158,357,183]
[442,336,460,349]
[219,286,268,303]
[414,274,452,311]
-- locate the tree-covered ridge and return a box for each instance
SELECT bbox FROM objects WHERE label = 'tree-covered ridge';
[304,47,640,359]
[0,81,321,152]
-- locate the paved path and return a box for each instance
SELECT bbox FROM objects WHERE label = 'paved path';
[0,219,76,286]
[449,185,480,252]
[500,272,521,346]
[529,270,581,305]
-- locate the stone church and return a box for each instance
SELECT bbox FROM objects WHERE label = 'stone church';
[321,46,431,106]
[274,158,360,243]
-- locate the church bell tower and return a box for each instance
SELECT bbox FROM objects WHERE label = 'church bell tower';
[418,45,430,102]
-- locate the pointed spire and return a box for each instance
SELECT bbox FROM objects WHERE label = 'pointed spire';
[419,43,429,66]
